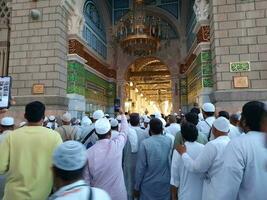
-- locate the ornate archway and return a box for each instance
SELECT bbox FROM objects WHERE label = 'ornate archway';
[124,57,172,114]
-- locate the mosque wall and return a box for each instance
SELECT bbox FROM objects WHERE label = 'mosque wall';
[210,0,267,111]
[5,0,74,122]
[67,59,116,117]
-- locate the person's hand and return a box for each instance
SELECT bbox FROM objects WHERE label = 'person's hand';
[10,97,16,106]
[133,190,140,199]
[176,144,186,155]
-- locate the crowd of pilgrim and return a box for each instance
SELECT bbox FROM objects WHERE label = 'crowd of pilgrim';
[0,100,266,200]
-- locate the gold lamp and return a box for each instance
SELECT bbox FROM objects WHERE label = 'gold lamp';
[116,0,161,56]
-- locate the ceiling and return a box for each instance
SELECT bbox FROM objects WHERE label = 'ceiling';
[127,57,172,102]
[105,0,181,39]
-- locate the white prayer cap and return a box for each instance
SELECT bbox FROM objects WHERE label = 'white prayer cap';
[95,118,111,135]
[49,115,56,121]
[174,113,178,116]
[81,116,92,126]
[144,117,150,123]
[93,110,104,120]
[1,117,14,126]
[213,117,230,133]
[62,112,71,122]
[116,115,122,121]
[154,112,161,118]
[110,118,119,127]
[53,141,87,171]
[202,103,215,112]
[19,121,27,127]
[105,114,110,118]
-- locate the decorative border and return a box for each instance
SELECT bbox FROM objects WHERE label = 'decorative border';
[69,39,116,79]
[233,76,249,88]
[230,61,250,73]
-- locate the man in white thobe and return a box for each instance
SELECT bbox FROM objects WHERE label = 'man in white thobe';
[166,115,181,138]
[197,103,216,140]
[214,101,267,200]
[171,122,204,200]
[177,117,230,200]
[218,111,242,139]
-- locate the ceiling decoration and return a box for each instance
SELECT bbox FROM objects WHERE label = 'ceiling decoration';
[115,0,180,56]
[115,0,162,56]
[110,0,181,24]
[127,57,172,102]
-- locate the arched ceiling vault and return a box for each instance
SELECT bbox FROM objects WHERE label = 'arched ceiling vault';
[127,57,172,102]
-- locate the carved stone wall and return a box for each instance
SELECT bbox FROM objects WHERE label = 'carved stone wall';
[0,0,11,76]
[210,0,267,111]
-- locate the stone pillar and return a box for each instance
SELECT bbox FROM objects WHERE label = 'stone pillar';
[210,0,267,112]
[8,0,73,121]
[117,79,126,111]
[171,75,180,113]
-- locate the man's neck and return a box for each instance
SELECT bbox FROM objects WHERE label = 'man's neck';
[58,178,83,189]
[27,122,42,126]
[214,133,227,139]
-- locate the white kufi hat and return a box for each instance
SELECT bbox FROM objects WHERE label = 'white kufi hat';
[49,115,56,121]
[1,117,14,126]
[202,103,215,112]
[93,110,105,120]
[213,117,230,133]
[110,118,119,127]
[95,118,111,135]
[53,141,87,171]
[81,116,92,126]
[62,112,71,122]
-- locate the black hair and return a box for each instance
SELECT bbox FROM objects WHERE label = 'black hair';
[25,101,45,123]
[181,122,198,142]
[176,117,182,124]
[203,111,215,117]
[230,114,240,123]
[218,111,230,120]
[96,131,111,140]
[149,118,163,135]
[53,166,85,181]
[111,126,118,130]
[190,107,200,115]
[241,101,267,131]
[185,112,199,125]
[130,113,140,126]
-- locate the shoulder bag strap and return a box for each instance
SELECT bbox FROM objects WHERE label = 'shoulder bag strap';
[88,187,93,200]
[61,126,68,140]
[81,129,95,144]
[204,120,212,141]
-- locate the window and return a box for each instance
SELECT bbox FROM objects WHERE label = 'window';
[83,0,107,59]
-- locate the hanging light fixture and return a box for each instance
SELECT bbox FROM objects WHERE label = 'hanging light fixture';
[116,0,162,56]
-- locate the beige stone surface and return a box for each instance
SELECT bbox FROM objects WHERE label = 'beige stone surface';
[9,0,69,97]
[210,0,267,93]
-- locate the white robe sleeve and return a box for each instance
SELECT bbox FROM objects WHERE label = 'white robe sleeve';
[181,142,217,173]
[214,140,244,200]
[170,150,180,187]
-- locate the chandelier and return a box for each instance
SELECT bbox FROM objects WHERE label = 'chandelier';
[116,0,162,56]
